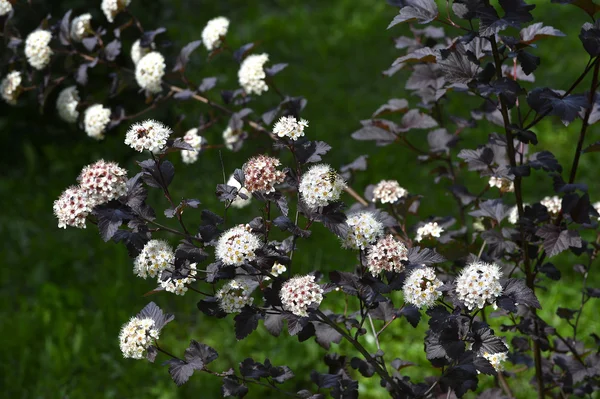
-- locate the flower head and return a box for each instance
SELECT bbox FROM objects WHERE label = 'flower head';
[270,262,287,277]
[541,195,561,215]
[415,222,443,242]
[102,0,131,23]
[70,13,92,42]
[181,128,206,164]
[53,186,93,229]
[131,39,152,65]
[0,0,13,16]
[77,160,128,205]
[273,116,308,141]
[216,224,262,266]
[280,275,324,317]
[372,180,407,204]
[83,104,111,140]
[238,53,269,95]
[227,174,252,209]
[158,263,197,296]
[483,350,509,372]
[403,267,443,308]
[508,203,529,224]
[133,240,174,279]
[455,261,503,310]
[594,201,600,221]
[202,16,229,51]
[135,52,165,93]
[223,126,244,150]
[489,176,514,193]
[125,119,172,153]
[299,164,346,209]
[1,71,22,105]
[366,235,408,276]
[25,30,53,70]
[243,155,285,194]
[118,317,159,359]
[216,279,254,313]
[343,212,385,250]
[56,86,80,123]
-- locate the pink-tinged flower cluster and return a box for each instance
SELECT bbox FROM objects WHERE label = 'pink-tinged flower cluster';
[343,212,384,250]
[53,186,93,229]
[77,160,128,204]
[366,235,408,276]
[280,275,324,317]
[372,180,407,204]
[242,155,285,194]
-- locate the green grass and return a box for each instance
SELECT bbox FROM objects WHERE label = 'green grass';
[1,0,600,398]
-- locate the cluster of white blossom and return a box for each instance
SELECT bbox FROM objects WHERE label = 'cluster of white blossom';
[372,180,407,204]
[53,186,92,229]
[131,39,152,65]
[299,164,346,208]
[180,128,205,164]
[508,203,530,224]
[280,275,323,317]
[489,176,514,193]
[455,261,503,310]
[238,53,269,95]
[216,279,254,313]
[1,71,22,105]
[243,155,286,193]
[25,30,53,70]
[0,0,13,16]
[483,350,509,372]
[270,262,287,276]
[202,16,229,51]
[135,52,165,93]
[216,224,262,266]
[125,119,172,153]
[118,317,159,359]
[273,116,308,141]
[133,240,175,279]
[102,0,130,23]
[83,104,111,140]
[343,212,384,250]
[415,222,443,242]
[226,175,252,209]
[541,195,561,215]
[222,126,243,150]
[402,267,443,308]
[366,235,408,276]
[56,86,80,123]
[158,263,197,296]
[70,13,92,42]
[77,160,128,204]
[594,201,600,221]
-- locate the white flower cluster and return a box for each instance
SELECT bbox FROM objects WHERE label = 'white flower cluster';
[216,279,254,313]
[1,71,22,105]
[180,128,205,164]
[202,16,229,51]
[243,155,286,194]
[366,235,408,276]
[489,176,514,193]
[280,275,324,317]
[343,212,384,250]
[227,175,252,209]
[133,240,175,279]
[102,0,130,23]
[270,262,287,276]
[83,104,111,140]
[25,30,53,70]
[222,126,243,150]
[216,224,262,266]
[273,116,308,141]
[131,39,152,65]
[415,222,443,242]
[118,317,159,359]
[299,164,346,208]
[541,195,561,215]
[53,186,92,229]
[125,119,172,153]
[372,180,407,204]
[158,263,198,296]
[455,261,503,310]
[403,267,443,308]
[135,52,165,93]
[70,13,92,42]
[594,201,600,221]
[238,53,269,95]
[508,203,530,224]
[77,159,128,204]
[0,0,13,16]
[483,350,509,372]
[56,86,80,123]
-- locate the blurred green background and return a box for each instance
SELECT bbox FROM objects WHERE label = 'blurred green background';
[1,0,599,398]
